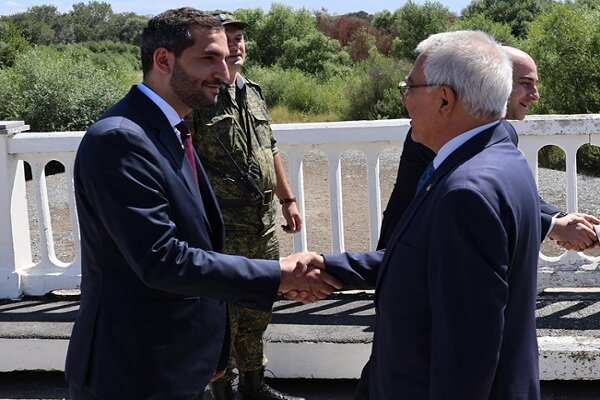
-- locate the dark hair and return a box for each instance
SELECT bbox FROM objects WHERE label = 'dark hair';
[140,7,223,75]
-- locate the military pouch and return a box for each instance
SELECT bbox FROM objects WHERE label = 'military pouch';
[239,172,266,205]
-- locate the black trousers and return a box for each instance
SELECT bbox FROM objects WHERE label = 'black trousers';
[69,385,100,400]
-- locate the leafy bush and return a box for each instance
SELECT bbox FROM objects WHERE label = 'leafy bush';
[50,41,140,73]
[462,0,555,38]
[0,68,25,120]
[277,31,351,78]
[0,19,31,68]
[246,65,347,117]
[389,1,453,61]
[577,144,600,177]
[343,53,410,120]
[0,46,136,131]
[449,13,518,45]
[525,3,600,114]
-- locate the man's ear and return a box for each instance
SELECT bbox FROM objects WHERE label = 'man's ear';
[153,48,173,75]
[439,86,456,116]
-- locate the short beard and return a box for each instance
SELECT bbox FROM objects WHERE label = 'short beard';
[170,59,218,109]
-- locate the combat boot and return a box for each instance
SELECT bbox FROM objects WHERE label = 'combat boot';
[208,378,235,400]
[238,368,306,400]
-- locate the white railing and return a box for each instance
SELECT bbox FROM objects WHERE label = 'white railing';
[1,115,600,299]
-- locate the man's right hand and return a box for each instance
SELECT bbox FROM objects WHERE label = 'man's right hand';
[551,213,600,251]
[278,252,341,303]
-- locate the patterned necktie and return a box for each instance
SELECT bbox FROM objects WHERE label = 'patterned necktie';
[176,121,198,183]
[416,161,435,193]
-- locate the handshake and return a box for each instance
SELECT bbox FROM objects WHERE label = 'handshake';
[277,252,343,303]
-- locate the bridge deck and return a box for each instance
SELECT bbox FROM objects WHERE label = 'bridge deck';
[1,290,599,380]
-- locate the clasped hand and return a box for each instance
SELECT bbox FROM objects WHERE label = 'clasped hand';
[278,252,342,304]
[550,213,600,251]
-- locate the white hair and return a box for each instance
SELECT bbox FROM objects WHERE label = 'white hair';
[415,30,512,120]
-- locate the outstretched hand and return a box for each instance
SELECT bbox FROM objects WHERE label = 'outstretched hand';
[278,252,341,303]
[551,213,600,251]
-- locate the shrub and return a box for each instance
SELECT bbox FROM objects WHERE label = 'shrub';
[0,19,31,68]
[343,53,410,120]
[50,41,140,73]
[1,46,136,131]
[0,68,25,120]
[577,145,600,177]
[245,65,347,117]
[449,13,518,45]
[525,3,600,114]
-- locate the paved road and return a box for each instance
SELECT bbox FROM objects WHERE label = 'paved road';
[1,371,600,399]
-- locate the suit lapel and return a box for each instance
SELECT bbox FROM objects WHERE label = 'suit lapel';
[127,87,223,247]
[375,122,511,293]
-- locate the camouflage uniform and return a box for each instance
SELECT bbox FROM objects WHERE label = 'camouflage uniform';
[189,75,279,379]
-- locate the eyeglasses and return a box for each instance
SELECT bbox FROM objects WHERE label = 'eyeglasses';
[398,81,441,96]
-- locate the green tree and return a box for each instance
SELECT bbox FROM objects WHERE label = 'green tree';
[450,13,518,45]
[250,4,318,67]
[525,3,600,114]
[343,53,410,120]
[568,0,600,10]
[105,12,148,44]
[67,1,114,42]
[463,0,555,38]
[0,20,31,67]
[389,1,453,61]
[277,31,350,77]
[371,10,395,33]
[7,5,60,45]
[230,7,265,42]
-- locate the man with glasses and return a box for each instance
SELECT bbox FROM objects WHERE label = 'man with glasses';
[378,46,599,252]
[291,30,543,399]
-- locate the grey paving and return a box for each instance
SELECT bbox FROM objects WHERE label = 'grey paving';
[1,371,600,399]
[1,290,600,398]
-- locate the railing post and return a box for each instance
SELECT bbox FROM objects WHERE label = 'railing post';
[365,148,382,250]
[0,121,33,299]
[287,151,307,252]
[325,148,345,253]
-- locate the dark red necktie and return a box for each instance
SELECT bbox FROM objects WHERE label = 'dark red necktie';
[176,121,198,183]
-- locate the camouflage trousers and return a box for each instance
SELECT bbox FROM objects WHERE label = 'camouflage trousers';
[222,229,279,380]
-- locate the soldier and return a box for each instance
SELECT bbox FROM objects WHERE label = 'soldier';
[189,12,304,400]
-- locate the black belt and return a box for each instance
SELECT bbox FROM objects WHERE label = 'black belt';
[217,190,274,208]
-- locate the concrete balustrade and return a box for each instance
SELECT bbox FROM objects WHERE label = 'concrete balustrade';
[1,115,600,300]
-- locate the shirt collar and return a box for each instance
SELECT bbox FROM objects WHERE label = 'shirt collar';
[235,73,245,89]
[433,120,500,169]
[137,82,183,129]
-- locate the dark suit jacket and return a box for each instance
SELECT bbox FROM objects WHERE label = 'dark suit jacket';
[65,86,281,399]
[326,122,542,399]
[378,125,558,249]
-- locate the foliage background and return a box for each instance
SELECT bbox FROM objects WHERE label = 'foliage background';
[1,0,599,171]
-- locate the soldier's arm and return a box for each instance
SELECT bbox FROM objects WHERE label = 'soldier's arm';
[274,153,302,233]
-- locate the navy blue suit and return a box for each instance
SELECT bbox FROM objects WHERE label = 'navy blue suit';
[326,122,542,399]
[378,125,558,249]
[65,86,281,399]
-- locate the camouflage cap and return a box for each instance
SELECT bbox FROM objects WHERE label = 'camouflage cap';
[213,11,248,29]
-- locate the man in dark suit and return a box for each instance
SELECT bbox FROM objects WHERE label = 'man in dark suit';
[377,45,598,251]
[293,30,543,399]
[64,8,340,399]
